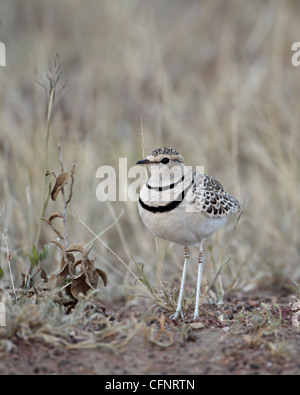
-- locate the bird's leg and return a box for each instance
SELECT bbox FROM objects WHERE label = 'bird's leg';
[170,246,190,320]
[194,241,205,320]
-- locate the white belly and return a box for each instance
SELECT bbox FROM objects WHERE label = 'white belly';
[138,203,227,247]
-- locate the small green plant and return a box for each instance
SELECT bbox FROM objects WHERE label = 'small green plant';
[27,244,48,272]
[23,244,49,294]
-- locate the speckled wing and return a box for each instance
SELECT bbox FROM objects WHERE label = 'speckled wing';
[192,172,240,217]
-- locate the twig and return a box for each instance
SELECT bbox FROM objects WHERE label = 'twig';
[35,88,55,247]
[41,217,65,240]
[3,230,16,303]
[66,163,76,205]
[58,137,70,248]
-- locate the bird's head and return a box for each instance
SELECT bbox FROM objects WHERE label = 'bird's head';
[136,147,185,183]
[136,147,184,168]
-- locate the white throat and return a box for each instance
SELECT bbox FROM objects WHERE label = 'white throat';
[148,163,186,188]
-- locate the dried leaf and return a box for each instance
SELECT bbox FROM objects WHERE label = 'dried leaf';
[81,258,96,287]
[48,212,63,222]
[55,254,77,287]
[74,259,83,268]
[55,261,70,287]
[66,244,85,255]
[66,253,75,265]
[51,172,70,201]
[59,255,67,271]
[96,268,108,286]
[71,273,92,299]
[45,169,56,177]
[51,240,65,251]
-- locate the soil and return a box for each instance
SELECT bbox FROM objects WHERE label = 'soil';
[1,292,300,376]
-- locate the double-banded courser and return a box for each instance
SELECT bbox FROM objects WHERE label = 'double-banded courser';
[137,147,240,320]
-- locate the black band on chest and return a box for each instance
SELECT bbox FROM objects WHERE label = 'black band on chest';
[147,175,185,192]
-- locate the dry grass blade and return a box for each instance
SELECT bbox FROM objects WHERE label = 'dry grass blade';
[0,205,5,218]
[0,289,127,352]
[35,53,69,104]
[2,230,16,302]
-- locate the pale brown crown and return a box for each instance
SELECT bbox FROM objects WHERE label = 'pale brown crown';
[147,147,184,163]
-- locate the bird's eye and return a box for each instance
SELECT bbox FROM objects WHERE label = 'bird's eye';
[161,157,170,164]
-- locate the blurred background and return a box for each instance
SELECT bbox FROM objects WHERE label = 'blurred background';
[0,0,299,303]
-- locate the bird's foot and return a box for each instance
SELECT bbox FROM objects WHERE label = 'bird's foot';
[193,304,201,320]
[169,308,184,320]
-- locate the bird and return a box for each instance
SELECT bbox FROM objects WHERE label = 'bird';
[136,147,240,320]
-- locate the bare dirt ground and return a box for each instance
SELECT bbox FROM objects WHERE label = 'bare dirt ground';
[1,291,300,375]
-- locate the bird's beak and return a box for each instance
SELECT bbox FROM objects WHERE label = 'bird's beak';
[136,159,150,165]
